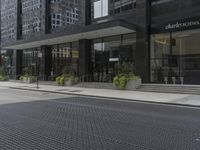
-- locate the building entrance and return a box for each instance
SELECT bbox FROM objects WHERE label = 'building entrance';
[92,34,136,82]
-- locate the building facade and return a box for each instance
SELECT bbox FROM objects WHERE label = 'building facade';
[1,0,200,84]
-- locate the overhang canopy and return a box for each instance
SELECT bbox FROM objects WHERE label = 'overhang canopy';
[3,20,136,50]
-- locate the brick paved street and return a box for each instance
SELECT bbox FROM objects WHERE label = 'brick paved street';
[0,87,200,149]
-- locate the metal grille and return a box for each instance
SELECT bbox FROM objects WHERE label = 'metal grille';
[0,97,200,149]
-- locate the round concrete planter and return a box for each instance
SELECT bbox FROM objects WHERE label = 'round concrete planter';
[64,80,73,86]
[114,78,141,90]
[64,78,78,86]
[126,78,142,90]
[21,77,36,84]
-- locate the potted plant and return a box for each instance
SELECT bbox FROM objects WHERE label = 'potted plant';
[19,67,36,83]
[20,75,37,83]
[113,62,141,90]
[56,66,78,86]
[125,73,142,90]
[113,73,141,90]
[0,67,9,81]
[56,74,78,86]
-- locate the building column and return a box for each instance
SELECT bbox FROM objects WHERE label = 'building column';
[12,50,23,79]
[85,0,91,25]
[78,39,92,76]
[39,46,52,81]
[135,0,150,83]
[44,0,50,34]
[0,53,2,67]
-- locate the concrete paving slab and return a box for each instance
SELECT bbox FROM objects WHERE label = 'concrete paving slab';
[0,81,200,107]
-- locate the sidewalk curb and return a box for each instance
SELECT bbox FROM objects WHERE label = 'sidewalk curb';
[8,86,200,109]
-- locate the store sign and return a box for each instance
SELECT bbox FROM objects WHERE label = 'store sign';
[109,58,119,62]
[165,20,200,31]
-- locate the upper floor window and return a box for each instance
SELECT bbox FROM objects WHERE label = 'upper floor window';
[93,0,108,19]
[50,0,61,3]
[51,13,62,29]
[110,0,136,15]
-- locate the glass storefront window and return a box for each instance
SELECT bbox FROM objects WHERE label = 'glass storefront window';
[151,29,200,84]
[93,33,136,82]
[0,50,13,77]
[110,0,136,15]
[150,33,170,83]
[22,49,37,76]
[52,42,79,77]
[172,30,200,84]
[71,42,79,75]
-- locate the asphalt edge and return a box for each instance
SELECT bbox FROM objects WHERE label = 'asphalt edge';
[7,86,200,109]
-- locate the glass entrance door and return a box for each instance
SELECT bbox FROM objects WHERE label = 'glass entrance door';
[92,34,136,82]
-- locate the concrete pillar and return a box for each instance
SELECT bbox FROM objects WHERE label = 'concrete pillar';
[12,50,23,79]
[78,39,92,76]
[39,46,52,81]
[135,0,150,83]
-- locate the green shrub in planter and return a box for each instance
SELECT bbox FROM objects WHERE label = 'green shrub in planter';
[63,74,75,82]
[0,75,8,81]
[60,77,65,86]
[0,67,8,81]
[56,76,61,85]
[19,76,24,81]
[113,74,128,90]
[0,67,6,77]
[56,74,77,86]
[113,73,141,90]
[56,76,65,86]
[30,76,36,82]
[19,75,36,83]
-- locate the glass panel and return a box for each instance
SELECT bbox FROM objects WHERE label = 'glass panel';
[122,33,136,64]
[93,34,136,82]
[94,0,102,18]
[71,42,79,75]
[51,42,74,77]
[151,29,200,84]
[150,33,170,83]
[1,50,13,77]
[102,0,108,16]
[22,49,37,76]
[110,0,136,15]
[172,29,200,84]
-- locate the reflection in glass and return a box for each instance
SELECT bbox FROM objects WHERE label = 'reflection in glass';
[172,30,200,84]
[22,49,37,76]
[93,33,136,82]
[150,33,170,83]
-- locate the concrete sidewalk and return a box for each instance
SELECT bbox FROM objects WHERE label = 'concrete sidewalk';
[0,81,200,107]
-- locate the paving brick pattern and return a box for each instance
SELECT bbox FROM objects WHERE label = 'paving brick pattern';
[0,97,200,149]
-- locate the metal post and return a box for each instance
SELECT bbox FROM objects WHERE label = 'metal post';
[36,49,42,89]
[36,49,39,89]
[36,62,39,89]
